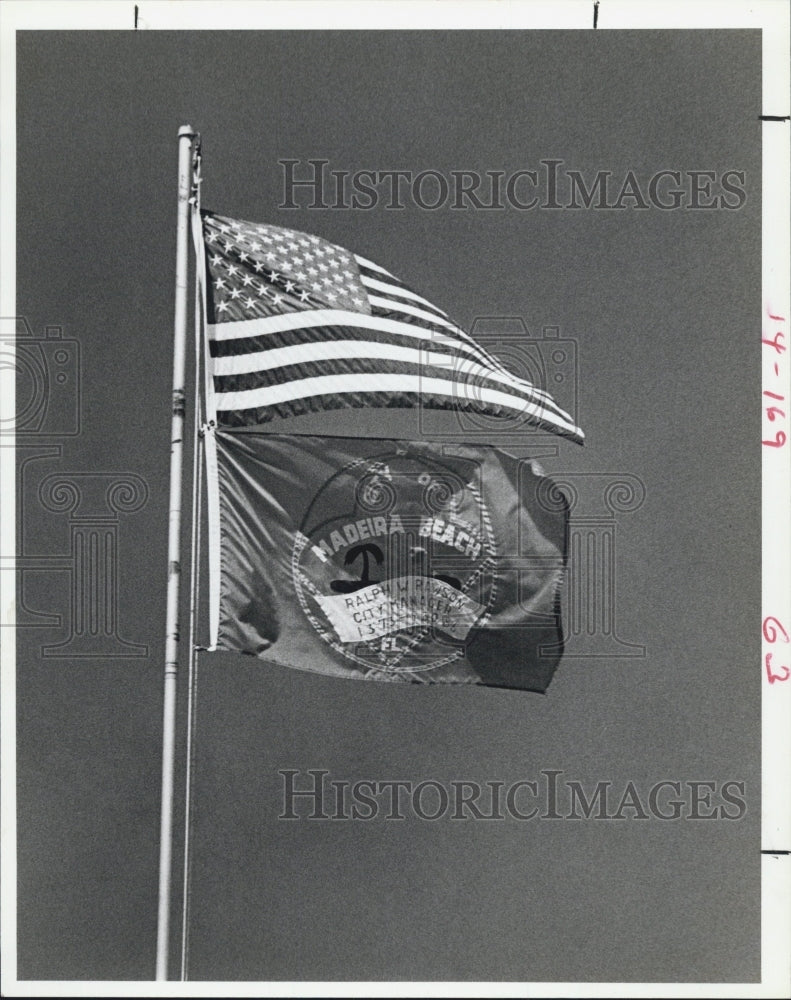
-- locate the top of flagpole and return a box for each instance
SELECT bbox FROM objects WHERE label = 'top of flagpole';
[178,124,197,138]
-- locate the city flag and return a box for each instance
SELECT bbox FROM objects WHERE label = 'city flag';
[195,211,584,443]
[207,432,570,692]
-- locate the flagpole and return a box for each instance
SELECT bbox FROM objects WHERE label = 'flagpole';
[156,123,198,982]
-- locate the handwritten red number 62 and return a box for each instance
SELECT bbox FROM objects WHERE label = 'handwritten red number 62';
[763,616,790,684]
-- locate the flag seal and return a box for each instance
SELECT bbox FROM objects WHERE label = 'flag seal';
[290,447,498,675]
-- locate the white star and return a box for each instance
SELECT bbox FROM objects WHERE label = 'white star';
[351,296,364,307]
[284,280,295,293]
[307,267,318,277]
[326,291,337,302]
[269,272,280,283]
[243,273,255,286]
[299,290,310,302]
[257,284,270,297]
[230,288,242,299]
[318,262,329,272]
[295,271,307,281]
[217,223,230,234]
[312,282,322,291]
[214,277,226,290]
[223,240,235,252]
[238,251,249,263]
[227,264,239,276]
[271,293,283,306]
[254,261,264,273]
[266,251,277,260]
[250,241,261,252]
[210,254,223,266]
[217,301,230,313]
[244,296,256,308]
[206,231,218,244]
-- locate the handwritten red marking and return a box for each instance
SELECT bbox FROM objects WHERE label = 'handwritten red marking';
[763,618,790,685]
[763,617,790,643]
[763,313,787,447]
[765,653,790,684]
[762,331,786,354]
[763,430,787,448]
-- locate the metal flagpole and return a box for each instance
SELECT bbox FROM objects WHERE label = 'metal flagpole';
[156,123,198,982]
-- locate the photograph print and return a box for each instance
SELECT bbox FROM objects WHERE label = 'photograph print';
[4,4,788,994]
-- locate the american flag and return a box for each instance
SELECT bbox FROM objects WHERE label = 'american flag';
[197,210,584,443]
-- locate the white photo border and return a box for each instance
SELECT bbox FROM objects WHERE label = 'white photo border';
[1,1,788,996]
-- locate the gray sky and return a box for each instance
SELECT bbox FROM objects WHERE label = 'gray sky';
[16,29,761,982]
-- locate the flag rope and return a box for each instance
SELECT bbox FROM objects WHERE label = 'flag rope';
[191,189,221,647]
[180,156,204,979]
